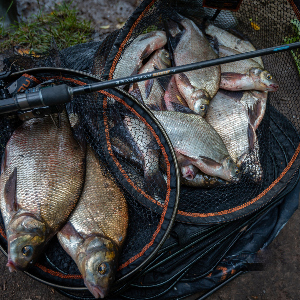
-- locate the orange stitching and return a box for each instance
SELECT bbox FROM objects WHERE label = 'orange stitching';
[34,263,83,279]
[287,0,300,20]
[0,226,6,239]
[23,73,41,84]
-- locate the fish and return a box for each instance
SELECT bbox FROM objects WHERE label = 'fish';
[219,46,278,92]
[205,23,264,66]
[123,115,167,201]
[181,172,227,188]
[167,17,220,116]
[152,111,240,182]
[137,49,171,110]
[0,111,86,271]
[206,90,262,181]
[57,146,128,299]
[113,31,167,80]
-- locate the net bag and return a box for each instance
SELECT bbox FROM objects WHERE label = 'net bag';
[101,0,300,224]
[0,66,179,291]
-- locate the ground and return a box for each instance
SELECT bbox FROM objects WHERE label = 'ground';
[1,0,300,299]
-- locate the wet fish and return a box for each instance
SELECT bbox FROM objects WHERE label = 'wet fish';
[206,90,262,181]
[0,111,86,271]
[219,46,278,92]
[137,49,171,110]
[181,172,227,188]
[152,111,240,182]
[205,24,264,66]
[206,90,256,164]
[124,115,167,201]
[167,18,220,116]
[58,146,128,299]
[113,31,167,79]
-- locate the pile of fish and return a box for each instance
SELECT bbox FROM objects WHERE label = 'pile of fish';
[113,15,279,187]
[0,14,280,300]
[0,110,128,299]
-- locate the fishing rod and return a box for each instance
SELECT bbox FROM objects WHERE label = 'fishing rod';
[0,41,300,116]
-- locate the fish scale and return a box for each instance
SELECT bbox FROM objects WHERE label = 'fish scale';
[58,146,128,298]
[152,111,239,182]
[169,18,220,115]
[0,110,86,270]
[206,91,253,164]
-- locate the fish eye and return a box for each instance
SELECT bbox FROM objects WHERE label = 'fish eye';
[266,74,272,80]
[22,245,33,257]
[98,263,108,275]
[235,169,240,175]
[200,105,206,111]
[164,52,170,58]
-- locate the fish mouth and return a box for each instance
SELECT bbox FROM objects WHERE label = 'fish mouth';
[269,83,279,91]
[85,281,106,299]
[6,259,18,272]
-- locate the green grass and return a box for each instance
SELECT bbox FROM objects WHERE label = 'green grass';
[0,1,94,54]
[284,19,300,75]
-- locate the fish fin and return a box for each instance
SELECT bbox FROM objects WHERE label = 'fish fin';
[140,45,151,61]
[60,221,83,240]
[145,79,154,99]
[4,168,18,212]
[207,36,219,55]
[161,94,167,111]
[248,101,262,131]
[247,123,256,151]
[199,157,222,168]
[129,83,144,104]
[171,102,196,114]
[131,65,140,76]
[177,73,191,88]
[147,104,161,111]
[165,19,184,50]
[144,171,167,204]
[1,148,7,174]
[221,72,244,81]
[65,108,87,151]
[156,75,172,91]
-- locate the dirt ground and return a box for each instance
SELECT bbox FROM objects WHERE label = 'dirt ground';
[1,0,300,299]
